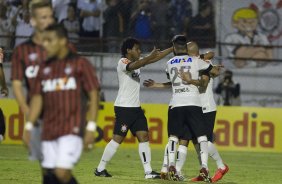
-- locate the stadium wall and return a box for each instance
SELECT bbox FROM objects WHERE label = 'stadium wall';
[1,99,281,153]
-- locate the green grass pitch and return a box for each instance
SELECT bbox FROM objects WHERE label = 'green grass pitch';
[0,144,281,184]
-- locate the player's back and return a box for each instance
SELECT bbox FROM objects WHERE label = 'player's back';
[166,55,210,107]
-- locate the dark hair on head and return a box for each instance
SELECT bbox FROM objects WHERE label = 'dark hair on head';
[172,35,187,46]
[121,37,140,57]
[29,0,52,16]
[225,70,233,76]
[45,23,68,39]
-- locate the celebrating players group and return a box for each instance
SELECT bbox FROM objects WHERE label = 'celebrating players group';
[0,0,229,183]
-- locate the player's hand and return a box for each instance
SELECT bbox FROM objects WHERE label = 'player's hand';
[143,79,155,88]
[148,46,160,60]
[179,68,192,84]
[83,130,95,151]
[20,104,30,116]
[0,86,8,97]
[22,130,31,149]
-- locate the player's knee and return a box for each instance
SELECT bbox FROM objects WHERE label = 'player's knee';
[179,139,189,147]
[136,131,149,142]
[55,168,72,183]
[197,135,208,143]
[112,134,125,144]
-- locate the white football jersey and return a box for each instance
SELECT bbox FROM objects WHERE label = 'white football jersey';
[114,58,141,107]
[200,60,217,113]
[166,55,211,107]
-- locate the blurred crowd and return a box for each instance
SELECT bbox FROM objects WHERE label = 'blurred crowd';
[0,0,215,51]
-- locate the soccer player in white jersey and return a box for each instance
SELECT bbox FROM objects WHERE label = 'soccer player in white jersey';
[179,42,229,183]
[165,35,213,182]
[95,37,172,179]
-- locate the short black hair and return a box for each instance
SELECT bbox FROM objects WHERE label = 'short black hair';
[121,37,140,57]
[45,23,68,39]
[172,35,187,46]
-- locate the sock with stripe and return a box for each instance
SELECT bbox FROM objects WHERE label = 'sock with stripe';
[168,136,178,166]
[176,145,187,174]
[139,141,152,174]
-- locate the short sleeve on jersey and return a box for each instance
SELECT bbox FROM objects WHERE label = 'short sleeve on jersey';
[119,58,130,72]
[197,58,210,71]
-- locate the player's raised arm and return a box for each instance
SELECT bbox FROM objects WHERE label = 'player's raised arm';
[127,47,173,71]
[143,79,171,89]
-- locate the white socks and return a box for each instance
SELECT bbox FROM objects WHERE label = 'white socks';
[97,139,119,172]
[208,141,225,169]
[139,141,152,174]
[168,137,178,166]
[198,136,209,169]
[176,145,187,174]
[161,143,169,173]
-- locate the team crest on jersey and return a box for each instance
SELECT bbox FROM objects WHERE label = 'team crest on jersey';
[170,57,192,64]
[42,77,77,92]
[28,53,38,62]
[121,124,127,133]
[64,65,72,75]
[25,65,39,78]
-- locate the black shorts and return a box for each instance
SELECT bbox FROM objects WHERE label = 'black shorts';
[168,106,208,140]
[113,106,148,137]
[203,111,216,142]
[0,108,5,136]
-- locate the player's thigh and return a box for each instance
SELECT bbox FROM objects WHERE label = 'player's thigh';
[56,135,83,169]
[131,108,148,137]
[113,106,138,137]
[186,106,208,138]
[203,111,216,142]
[168,107,189,138]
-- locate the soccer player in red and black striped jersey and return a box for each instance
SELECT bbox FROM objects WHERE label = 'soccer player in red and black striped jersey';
[11,1,54,115]
[23,23,100,184]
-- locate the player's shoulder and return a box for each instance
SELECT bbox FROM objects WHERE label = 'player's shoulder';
[119,58,131,65]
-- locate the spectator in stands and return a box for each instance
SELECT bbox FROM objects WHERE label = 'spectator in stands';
[151,0,169,42]
[118,0,137,37]
[77,0,102,38]
[130,0,153,40]
[0,3,14,48]
[167,0,192,36]
[62,3,80,43]
[52,0,71,23]
[215,70,241,106]
[15,9,33,46]
[103,0,123,52]
[187,2,215,48]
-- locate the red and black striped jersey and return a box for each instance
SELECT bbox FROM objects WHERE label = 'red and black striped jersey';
[11,39,46,101]
[33,52,100,140]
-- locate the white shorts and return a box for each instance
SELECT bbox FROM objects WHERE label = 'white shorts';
[41,134,83,169]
